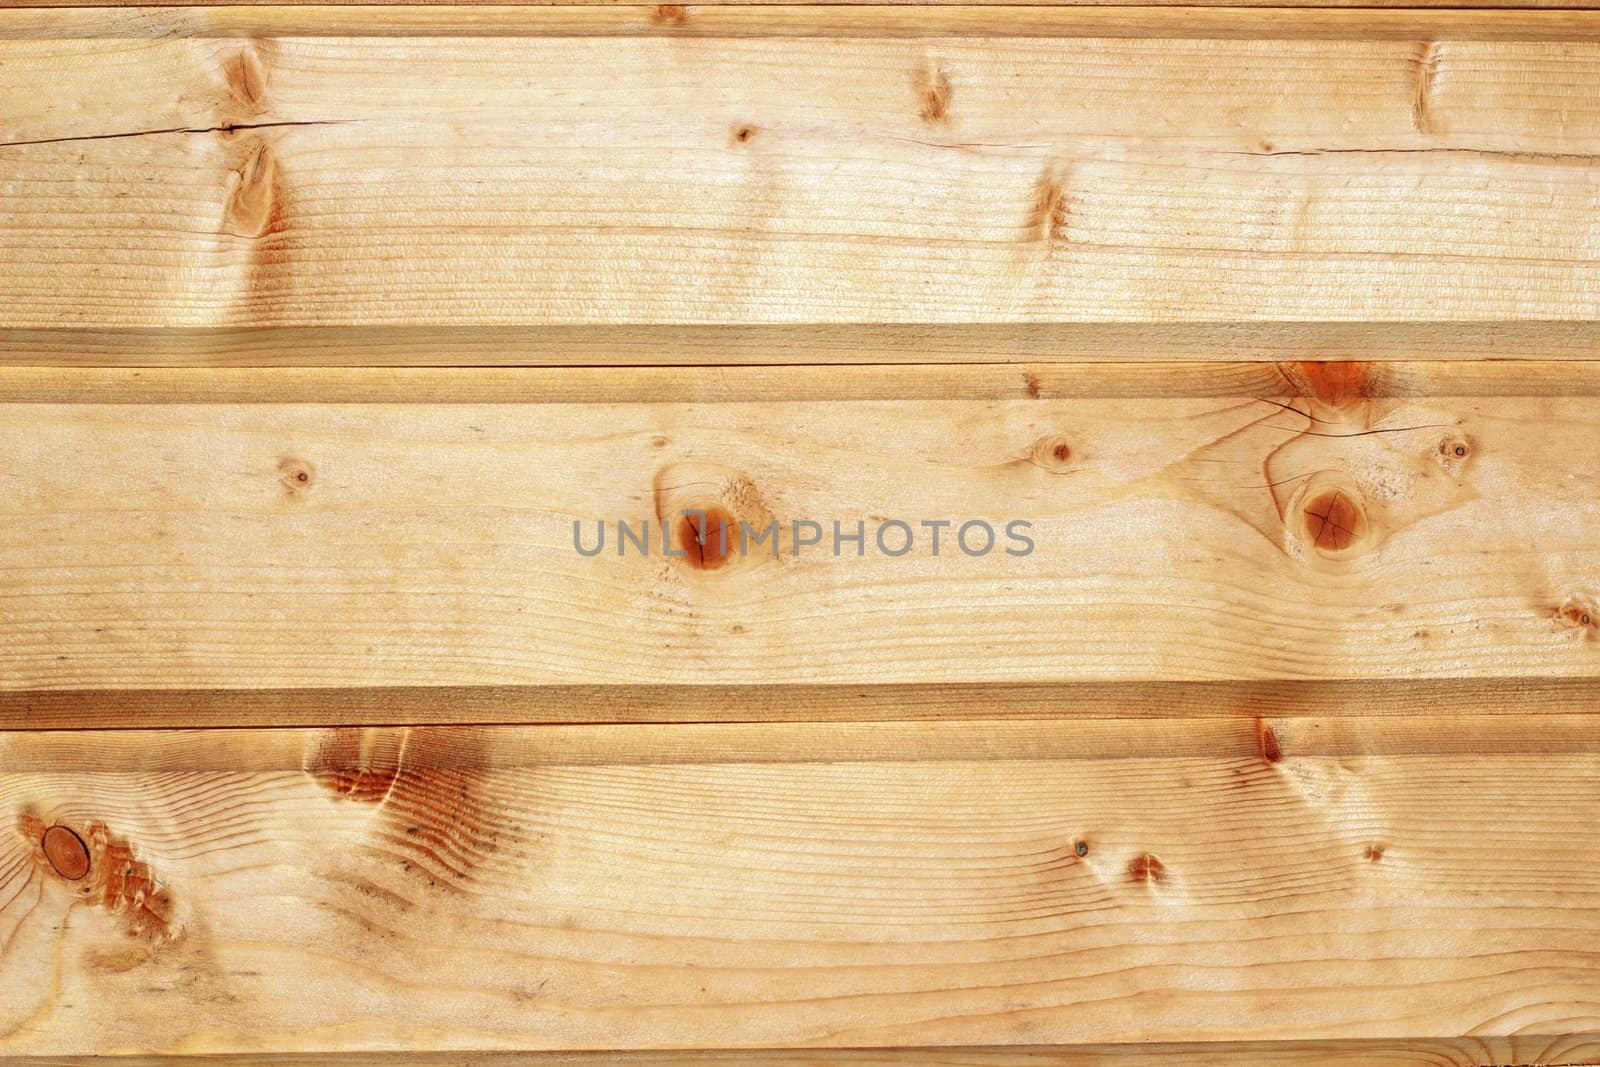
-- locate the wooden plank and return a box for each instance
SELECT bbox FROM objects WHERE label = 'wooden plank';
[4,35,1600,340]
[3,369,1600,689]
[1,718,1599,1056]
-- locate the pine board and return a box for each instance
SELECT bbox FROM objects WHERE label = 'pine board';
[4,3,1600,1064]
[4,29,1600,341]
[3,368,1600,689]
[2,718,1598,1056]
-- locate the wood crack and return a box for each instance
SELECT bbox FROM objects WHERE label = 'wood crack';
[1228,147,1600,163]
[0,119,350,150]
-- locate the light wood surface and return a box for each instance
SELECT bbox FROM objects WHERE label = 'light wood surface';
[5,0,1600,1061]
[2,719,1598,1056]
[5,31,1600,339]
[3,377,1600,689]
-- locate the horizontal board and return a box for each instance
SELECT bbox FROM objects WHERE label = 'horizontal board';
[2,719,1598,1056]
[4,34,1600,340]
[4,368,1600,689]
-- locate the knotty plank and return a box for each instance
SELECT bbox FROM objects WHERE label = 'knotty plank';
[2,719,1598,1055]
[2,369,1600,689]
[4,33,1600,341]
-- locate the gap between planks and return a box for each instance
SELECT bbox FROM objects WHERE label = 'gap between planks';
[10,6,1600,39]
[7,679,1600,730]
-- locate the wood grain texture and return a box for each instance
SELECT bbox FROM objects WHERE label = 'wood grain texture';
[4,374,1600,689]
[4,33,1600,340]
[2,719,1598,1055]
[5,5,1599,1062]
